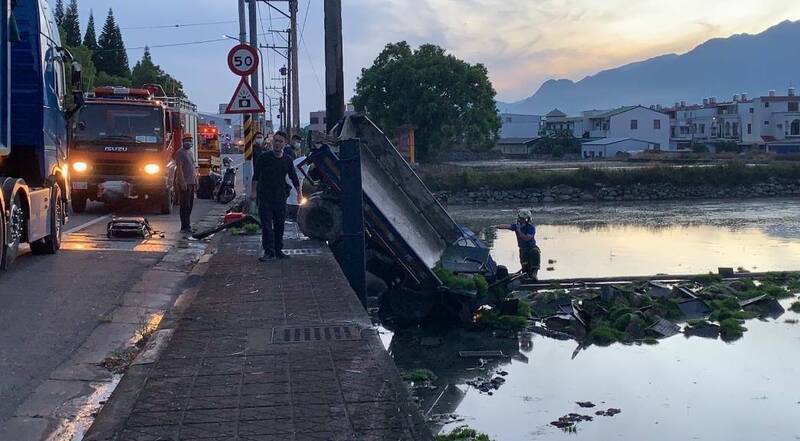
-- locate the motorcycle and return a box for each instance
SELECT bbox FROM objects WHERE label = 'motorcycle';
[214,157,237,204]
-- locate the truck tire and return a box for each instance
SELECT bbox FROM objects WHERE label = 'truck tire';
[160,188,173,215]
[71,192,87,213]
[1,193,23,270]
[31,185,63,255]
[297,194,342,241]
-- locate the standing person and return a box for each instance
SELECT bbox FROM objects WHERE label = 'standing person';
[175,135,197,233]
[495,209,541,280]
[251,131,302,261]
[285,134,302,160]
[286,153,308,221]
[252,132,265,161]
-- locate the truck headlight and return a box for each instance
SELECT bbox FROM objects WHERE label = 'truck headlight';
[144,164,160,175]
[72,162,88,172]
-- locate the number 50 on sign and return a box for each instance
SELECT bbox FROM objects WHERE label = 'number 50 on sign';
[227,44,259,76]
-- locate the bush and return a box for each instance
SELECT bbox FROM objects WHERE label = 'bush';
[587,324,626,346]
[719,318,746,341]
[401,368,437,382]
[435,426,493,441]
[790,302,800,313]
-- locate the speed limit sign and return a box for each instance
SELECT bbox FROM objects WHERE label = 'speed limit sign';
[227,44,259,76]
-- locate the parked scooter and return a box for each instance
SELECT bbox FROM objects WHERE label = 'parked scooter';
[214,157,237,204]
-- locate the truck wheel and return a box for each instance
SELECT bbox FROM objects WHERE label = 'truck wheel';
[160,189,173,215]
[31,185,63,255]
[0,208,5,271]
[72,193,87,213]
[1,193,23,270]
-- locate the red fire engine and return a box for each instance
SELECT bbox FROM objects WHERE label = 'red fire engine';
[68,85,197,213]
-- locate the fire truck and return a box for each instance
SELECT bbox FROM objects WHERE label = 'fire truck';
[196,123,221,199]
[1,0,81,271]
[68,85,197,213]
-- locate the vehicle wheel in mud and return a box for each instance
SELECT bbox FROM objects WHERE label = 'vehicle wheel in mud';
[2,193,23,269]
[380,287,436,324]
[31,185,63,255]
[71,191,87,213]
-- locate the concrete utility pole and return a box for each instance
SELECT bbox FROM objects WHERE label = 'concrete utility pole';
[289,0,300,134]
[324,0,344,132]
[248,0,260,133]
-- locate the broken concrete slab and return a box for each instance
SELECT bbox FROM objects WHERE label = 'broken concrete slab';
[678,298,712,319]
[647,316,680,337]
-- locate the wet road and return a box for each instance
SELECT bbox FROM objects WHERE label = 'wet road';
[0,163,239,440]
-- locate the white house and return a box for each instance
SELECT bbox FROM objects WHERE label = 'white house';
[581,137,657,158]
[542,105,670,150]
[495,113,541,156]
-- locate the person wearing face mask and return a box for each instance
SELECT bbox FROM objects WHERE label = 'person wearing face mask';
[285,134,302,160]
[252,132,266,161]
[251,131,302,261]
[175,135,198,233]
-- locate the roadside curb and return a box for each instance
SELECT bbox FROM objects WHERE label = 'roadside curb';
[82,232,222,441]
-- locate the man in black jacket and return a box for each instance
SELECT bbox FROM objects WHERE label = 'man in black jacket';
[251,131,302,261]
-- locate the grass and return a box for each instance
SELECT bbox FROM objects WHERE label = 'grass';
[435,426,493,441]
[416,162,800,192]
[587,324,627,346]
[719,318,747,341]
[401,368,437,382]
[434,266,488,295]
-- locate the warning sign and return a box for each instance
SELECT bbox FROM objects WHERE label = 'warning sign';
[225,78,265,114]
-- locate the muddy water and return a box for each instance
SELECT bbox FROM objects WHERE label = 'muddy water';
[388,199,800,440]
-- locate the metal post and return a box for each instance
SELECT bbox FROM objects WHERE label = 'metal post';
[290,0,300,134]
[339,138,366,306]
[324,0,344,132]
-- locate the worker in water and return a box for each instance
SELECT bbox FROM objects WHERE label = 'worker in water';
[496,209,541,280]
[251,131,302,261]
[175,135,197,233]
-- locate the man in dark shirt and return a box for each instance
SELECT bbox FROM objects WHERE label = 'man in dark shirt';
[495,209,541,280]
[251,131,301,261]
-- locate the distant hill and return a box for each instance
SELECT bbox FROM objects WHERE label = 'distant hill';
[498,20,800,115]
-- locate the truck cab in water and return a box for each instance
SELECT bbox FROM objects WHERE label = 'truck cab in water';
[0,0,80,271]
[68,87,197,213]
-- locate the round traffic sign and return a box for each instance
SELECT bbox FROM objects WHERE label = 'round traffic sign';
[227,44,259,76]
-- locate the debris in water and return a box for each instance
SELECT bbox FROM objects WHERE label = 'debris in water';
[594,408,622,417]
[459,350,506,358]
[576,401,595,408]
[548,259,557,264]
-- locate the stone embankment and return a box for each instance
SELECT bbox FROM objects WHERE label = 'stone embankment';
[435,178,800,205]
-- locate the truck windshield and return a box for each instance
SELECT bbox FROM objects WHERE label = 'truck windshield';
[74,104,164,144]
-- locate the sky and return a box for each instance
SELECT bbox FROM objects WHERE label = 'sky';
[66,0,800,125]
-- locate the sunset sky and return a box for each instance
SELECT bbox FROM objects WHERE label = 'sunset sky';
[72,0,800,121]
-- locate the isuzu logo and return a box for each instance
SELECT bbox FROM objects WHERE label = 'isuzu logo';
[104,146,128,152]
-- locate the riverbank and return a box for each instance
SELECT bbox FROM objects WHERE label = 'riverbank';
[418,162,800,205]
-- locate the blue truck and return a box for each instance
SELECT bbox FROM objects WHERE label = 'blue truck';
[0,0,81,270]
[298,115,506,322]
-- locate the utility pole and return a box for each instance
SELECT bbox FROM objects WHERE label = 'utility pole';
[248,0,260,133]
[238,0,254,199]
[289,0,300,134]
[324,0,344,132]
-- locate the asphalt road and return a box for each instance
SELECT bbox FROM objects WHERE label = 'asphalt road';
[0,182,229,434]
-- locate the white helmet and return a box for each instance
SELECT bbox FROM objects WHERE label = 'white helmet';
[517,209,532,220]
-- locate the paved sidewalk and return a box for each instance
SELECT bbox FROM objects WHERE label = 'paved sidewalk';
[86,225,431,441]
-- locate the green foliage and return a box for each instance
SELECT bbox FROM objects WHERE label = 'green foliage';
[96,71,131,88]
[62,0,81,47]
[95,8,129,78]
[434,266,487,295]
[132,47,186,97]
[790,302,800,313]
[401,368,437,382]
[65,45,96,92]
[352,41,500,161]
[415,162,800,193]
[588,324,627,346]
[54,0,66,29]
[83,11,98,51]
[478,311,527,331]
[531,129,581,157]
[692,273,724,285]
[435,426,493,441]
[719,318,746,341]
[517,300,531,318]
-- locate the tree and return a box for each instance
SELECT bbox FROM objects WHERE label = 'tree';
[83,11,98,52]
[352,42,500,161]
[131,47,186,97]
[54,0,65,30]
[62,0,81,47]
[96,71,131,88]
[95,8,129,78]
[531,128,581,158]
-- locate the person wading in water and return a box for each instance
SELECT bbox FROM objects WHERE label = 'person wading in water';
[495,209,541,280]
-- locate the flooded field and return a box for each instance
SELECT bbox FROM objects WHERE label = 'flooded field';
[388,199,800,440]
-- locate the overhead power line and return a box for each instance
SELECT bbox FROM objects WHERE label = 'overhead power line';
[121,20,238,30]
[95,38,230,52]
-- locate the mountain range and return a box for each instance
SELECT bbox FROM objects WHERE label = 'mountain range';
[498,20,800,115]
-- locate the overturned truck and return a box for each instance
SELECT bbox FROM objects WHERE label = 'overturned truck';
[297,115,507,322]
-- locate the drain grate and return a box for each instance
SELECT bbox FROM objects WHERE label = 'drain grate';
[272,324,361,343]
[281,248,323,256]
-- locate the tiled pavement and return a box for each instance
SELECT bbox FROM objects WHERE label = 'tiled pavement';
[87,227,431,441]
